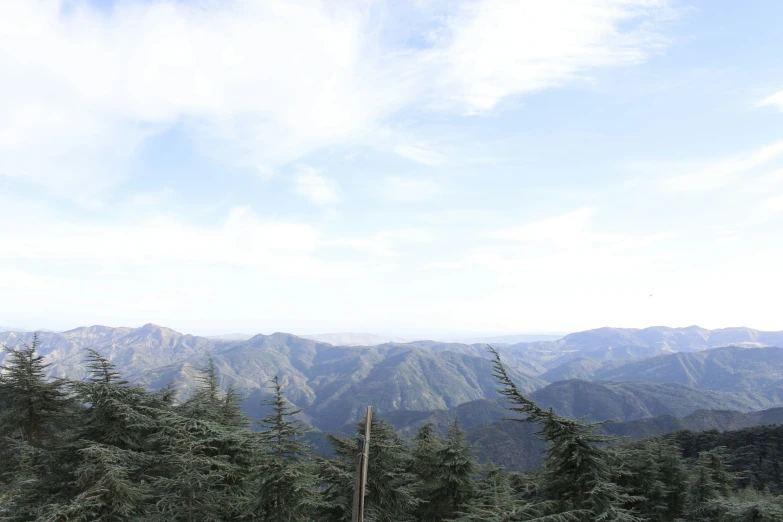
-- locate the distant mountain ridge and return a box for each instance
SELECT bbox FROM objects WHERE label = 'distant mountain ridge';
[3,323,783,432]
[300,332,410,346]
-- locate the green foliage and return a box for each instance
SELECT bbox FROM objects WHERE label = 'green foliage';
[0,334,70,446]
[245,376,323,521]
[428,420,476,520]
[1,337,783,522]
[489,346,641,522]
[320,417,420,522]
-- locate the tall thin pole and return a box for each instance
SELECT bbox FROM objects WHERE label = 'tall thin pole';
[351,406,372,522]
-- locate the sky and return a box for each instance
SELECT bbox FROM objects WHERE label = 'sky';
[2,0,783,337]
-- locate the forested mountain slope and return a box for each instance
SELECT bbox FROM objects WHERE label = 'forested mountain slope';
[3,324,783,431]
[595,346,783,392]
[0,326,544,431]
[385,379,777,438]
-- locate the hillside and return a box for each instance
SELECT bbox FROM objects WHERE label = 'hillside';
[0,325,545,431]
[462,406,783,471]
[384,378,776,437]
[300,332,409,346]
[4,324,783,432]
[595,346,783,393]
[505,326,783,370]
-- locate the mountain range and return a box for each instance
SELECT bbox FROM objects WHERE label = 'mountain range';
[2,323,783,434]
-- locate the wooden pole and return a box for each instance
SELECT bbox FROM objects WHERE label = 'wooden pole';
[351,406,372,522]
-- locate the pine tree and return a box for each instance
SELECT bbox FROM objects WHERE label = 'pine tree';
[245,376,322,522]
[0,333,70,446]
[0,334,74,520]
[36,350,171,522]
[427,420,476,520]
[178,354,247,428]
[320,416,420,522]
[147,356,256,522]
[410,423,444,521]
[489,346,641,522]
[685,448,735,521]
[656,442,689,520]
[452,466,523,522]
[620,441,686,522]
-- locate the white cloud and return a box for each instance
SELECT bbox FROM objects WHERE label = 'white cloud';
[435,0,673,112]
[2,206,324,272]
[0,0,673,201]
[380,176,443,202]
[759,90,783,111]
[293,167,340,205]
[393,144,447,166]
[660,140,783,192]
[488,207,621,247]
[0,0,408,199]
[329,228,433,257]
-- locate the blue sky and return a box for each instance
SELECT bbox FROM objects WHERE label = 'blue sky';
[2,0,783,337]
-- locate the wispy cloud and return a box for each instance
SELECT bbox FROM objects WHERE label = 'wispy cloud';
[3,206,321,270]
[435,0,674,112]
[0,0,674,201]
[488,207,618,247]
[329,228,433,257]
[293,167,340,205]
[379,176,443,202]
[759,90,783,111]
[660,141,783,192]
[393,144,447,166]
[485,207,673,253]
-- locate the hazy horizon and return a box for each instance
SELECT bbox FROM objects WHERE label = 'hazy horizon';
[4,320,783,344]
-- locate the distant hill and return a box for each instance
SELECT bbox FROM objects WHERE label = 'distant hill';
[446,333,564,344]
[594,346,783,393]
[541,357,610,381]
[461,407,783,472]
[207,333,255,341]
[4,323,783,433]
[385,378,776,432]
[300,332,410,346]
[504,326,783,370]
[0,325,544,432]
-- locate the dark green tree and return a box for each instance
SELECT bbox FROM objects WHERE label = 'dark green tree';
[410,423,444,521]
[452,466,524,522]
[245,376,322,521]
[0,334,70,446]
[489,346,640,522]
[320,416,420,522]
[37,350,173,522]
[620,440,686,522]
[427,420,476,520]
[0,334,73,520]
[685,448,735,521]
[148,356,255,522]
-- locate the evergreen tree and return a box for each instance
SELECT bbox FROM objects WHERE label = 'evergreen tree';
[655,442,689,520]
[685,448,735,521]
[620,441,686,522]
[489,346,640,522]
[148,356,255,522]
[177,354,247,428]
[452,466,523,522]
[0,334,73,520]
[320,416,420,522]
[0,334,70,446]
[410,423,444,521]
[245,376,322,521]
[36,350,172,522]
[427,420,476,520]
